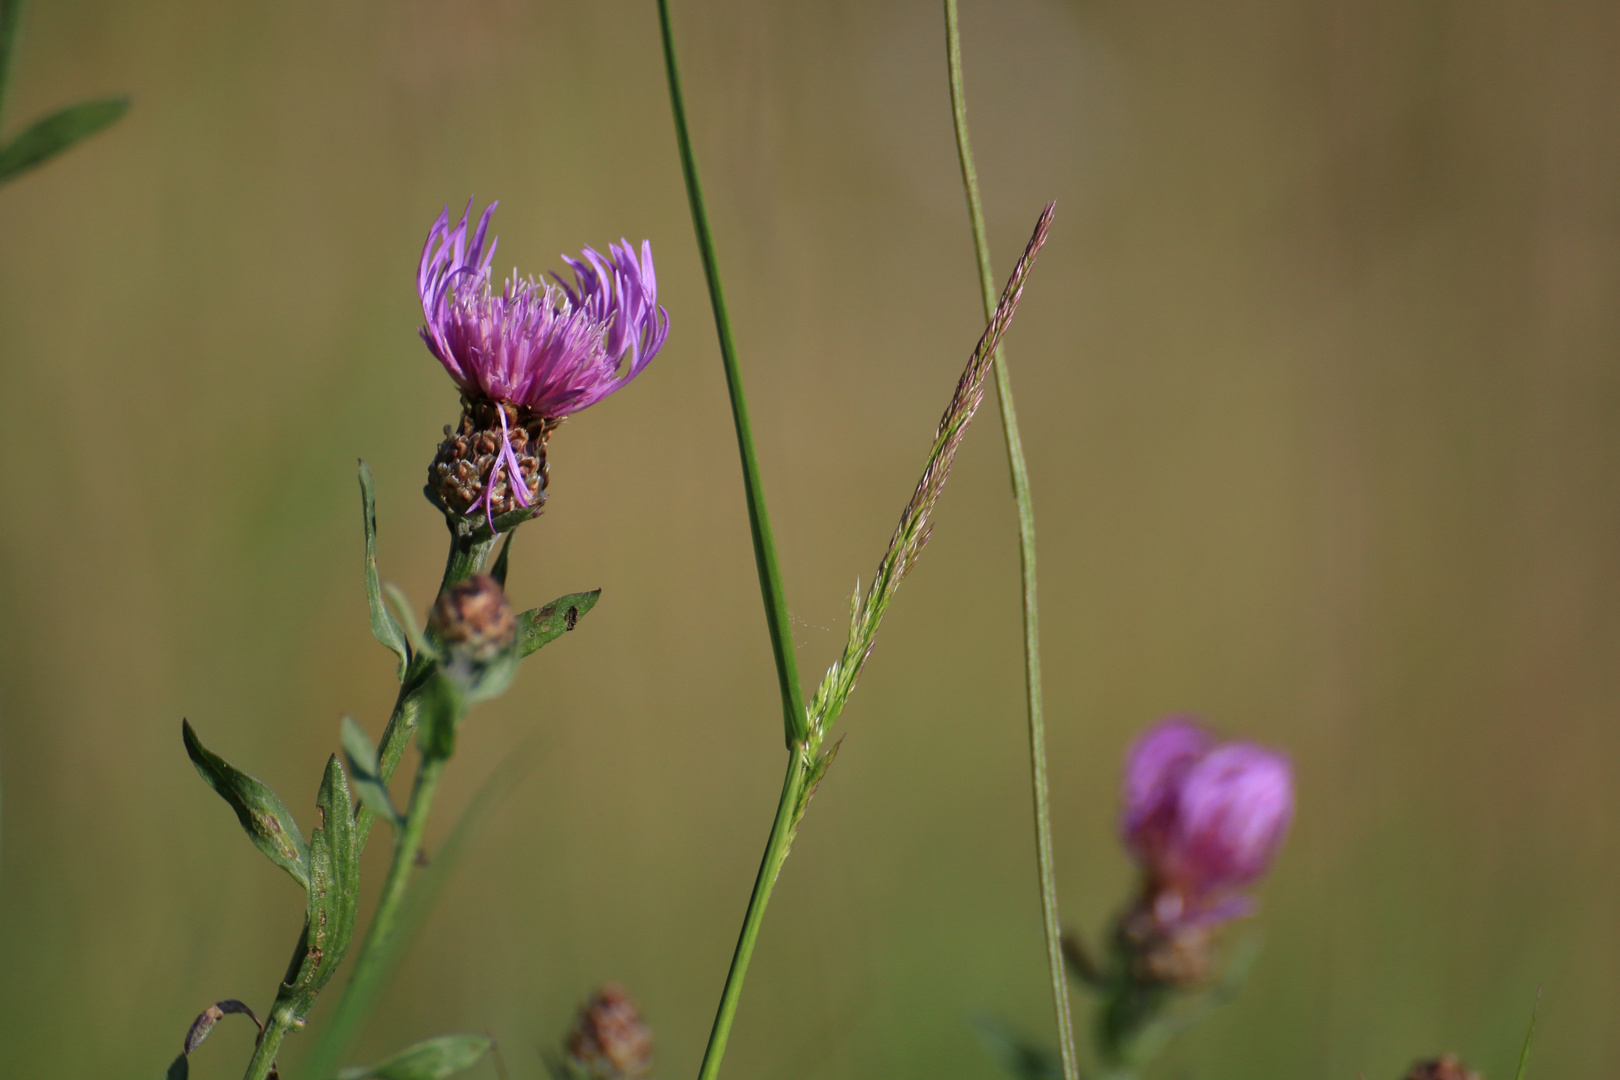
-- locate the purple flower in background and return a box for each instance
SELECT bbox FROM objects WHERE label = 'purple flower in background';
[1120,716,1293,928]
[418,199,669,526]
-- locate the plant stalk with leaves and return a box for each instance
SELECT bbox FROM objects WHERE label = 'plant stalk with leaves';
[171,197,661,1080]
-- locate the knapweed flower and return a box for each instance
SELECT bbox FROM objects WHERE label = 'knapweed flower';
[419,199,668,527]
[564,985,653,1080]
[1120,715,1294,929]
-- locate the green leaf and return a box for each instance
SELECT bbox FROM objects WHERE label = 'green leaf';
[489,530,514,588]
[341,715,400,828]
[0,96,128,183]
[360,462,410,676]
[275,756,359,1020]
[384,582,437,662]
[181,720,310,891]
[338,1034,492,1080]
[516,590,600,658]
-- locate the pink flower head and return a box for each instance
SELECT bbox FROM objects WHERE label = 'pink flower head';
[417,199,669,525]
[1120,716,1294,927]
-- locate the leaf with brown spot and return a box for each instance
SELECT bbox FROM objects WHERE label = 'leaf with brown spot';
[182,721,310,891]
[515,590,600,658]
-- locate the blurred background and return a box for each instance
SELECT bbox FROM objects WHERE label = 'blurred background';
[2,0,1618,1077]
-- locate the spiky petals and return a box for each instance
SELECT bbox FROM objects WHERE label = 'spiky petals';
[417,199,668,529]
[418,199,667,418]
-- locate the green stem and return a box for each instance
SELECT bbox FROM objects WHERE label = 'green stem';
[242,1007,297,1080]
[0,0,25,131]
[697,745,810,1080]
[656,0,807,748]
[299,753,447,1080]
[943,5,1078,1080]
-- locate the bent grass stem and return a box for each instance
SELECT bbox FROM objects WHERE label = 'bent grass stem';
[943,4,1079,1080]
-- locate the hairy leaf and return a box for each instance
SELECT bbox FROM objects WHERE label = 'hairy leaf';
[182,721,310,890]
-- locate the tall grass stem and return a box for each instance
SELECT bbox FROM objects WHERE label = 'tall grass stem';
[943,5,1079,1080]
[657,3,814,1079]
[656,0,807,748]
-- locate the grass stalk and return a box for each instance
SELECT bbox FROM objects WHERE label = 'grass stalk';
[656,0,807,748]
[656,3,815,1078]
[943,5,1079,1080]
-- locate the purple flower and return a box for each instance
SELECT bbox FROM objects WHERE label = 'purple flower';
[418,199,669,526]
[1120,716,1293,927]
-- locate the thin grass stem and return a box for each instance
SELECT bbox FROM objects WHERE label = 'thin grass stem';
[943,5,1079,1080]
[656,4,814,1079]
[656,0,807,748]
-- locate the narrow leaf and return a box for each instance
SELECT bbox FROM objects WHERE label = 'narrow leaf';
[338,1034,492,1080]
[516,590,600,658]
[275,756,359,1021]
[181,720,309,890]
[0,96,128,182]
[384,582,436,661]
[489,530,514,588]
[360,462,410,676]
[341,715,400,827]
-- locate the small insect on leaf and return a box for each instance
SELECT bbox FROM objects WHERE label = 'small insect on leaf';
[516,590,601,658]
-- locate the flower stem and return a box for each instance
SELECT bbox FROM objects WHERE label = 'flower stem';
[697,745,810,1080]
[943,5,1078,1080]
[656,0,807,748]
[298,753,447,1080]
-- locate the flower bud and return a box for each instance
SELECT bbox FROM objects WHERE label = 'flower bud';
[1118,716,1294,926]
[1404,1055,1482,1080]
[565,985,653,1080]
[427,573,515,663]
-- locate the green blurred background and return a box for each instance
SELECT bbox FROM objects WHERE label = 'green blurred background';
[2,0,1617,1077]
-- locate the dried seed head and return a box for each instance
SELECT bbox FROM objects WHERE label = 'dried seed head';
[428,573,515,662]
[1404,1055,1483,1080]
[565,985,653,1080]
[430,396,556,522]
